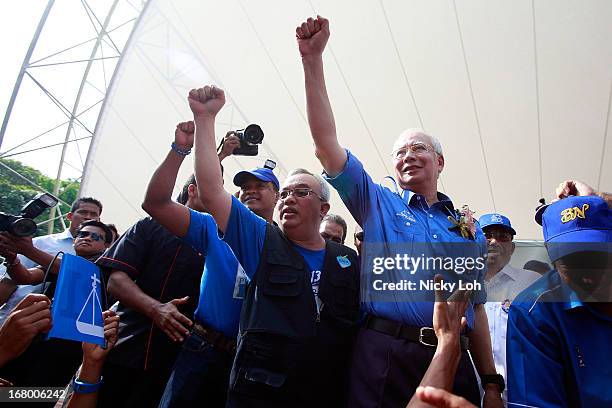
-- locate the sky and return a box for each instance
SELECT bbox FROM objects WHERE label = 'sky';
[0,1,46,134]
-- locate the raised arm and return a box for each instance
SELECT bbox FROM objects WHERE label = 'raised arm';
[142,121,195,238]
[297,16,347,176]
[189,85,233,232]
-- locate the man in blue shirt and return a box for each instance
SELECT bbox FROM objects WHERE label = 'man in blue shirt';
[186,85,361,407]
[141,121,277,407]
[507,194,612,408]
[296,15,502,407]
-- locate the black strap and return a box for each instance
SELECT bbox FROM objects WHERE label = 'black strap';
[364,314,469,350]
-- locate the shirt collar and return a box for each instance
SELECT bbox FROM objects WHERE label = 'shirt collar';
[560,279,584,310]
[402,189,454,212]
[57,229,75,240]
[498,264,519,281]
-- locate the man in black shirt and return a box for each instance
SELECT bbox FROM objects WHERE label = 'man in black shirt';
[95,121,237,407]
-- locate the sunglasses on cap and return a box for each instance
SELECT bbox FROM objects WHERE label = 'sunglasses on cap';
[76,230,105,242]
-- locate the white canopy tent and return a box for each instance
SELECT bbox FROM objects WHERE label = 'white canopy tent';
[77,0,611,240]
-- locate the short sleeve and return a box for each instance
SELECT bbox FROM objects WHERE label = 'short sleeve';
[323,150,380,226]
[183,209,215,255]
[221,196,266,279]
[96,218,153,280]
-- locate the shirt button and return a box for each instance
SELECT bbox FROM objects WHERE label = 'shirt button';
[429,214,433,218]
[433,234,438,239]
[417,196,421,200]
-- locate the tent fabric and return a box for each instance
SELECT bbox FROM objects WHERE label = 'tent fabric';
[81,0,612,240]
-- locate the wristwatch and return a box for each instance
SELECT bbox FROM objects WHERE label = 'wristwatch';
[72,376,103,394]
[481,373,505,393]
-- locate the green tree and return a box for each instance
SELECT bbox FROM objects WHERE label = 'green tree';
[0,158,80,236]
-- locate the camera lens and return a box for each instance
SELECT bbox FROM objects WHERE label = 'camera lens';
[243,124,264,144]
[11,218,37,237]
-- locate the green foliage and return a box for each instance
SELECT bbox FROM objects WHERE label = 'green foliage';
[0,158,80,236]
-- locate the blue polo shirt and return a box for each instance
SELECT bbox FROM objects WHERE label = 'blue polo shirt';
[184,209,246,338]
[323,150,487,329]
[506,270,612,407]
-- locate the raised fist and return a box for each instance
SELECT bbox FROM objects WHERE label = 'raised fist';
[174,121,195,150]
[188,85,226,118]
[555,179,596,200]
[296,16,330,58]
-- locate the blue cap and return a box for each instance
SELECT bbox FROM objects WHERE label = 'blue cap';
[542,196,612,261]
[478,213,516,235]
[233,167,280,190]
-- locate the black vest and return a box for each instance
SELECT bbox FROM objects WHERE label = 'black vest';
[228,224,360,407]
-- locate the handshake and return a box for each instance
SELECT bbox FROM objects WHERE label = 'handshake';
[180,85,263,157]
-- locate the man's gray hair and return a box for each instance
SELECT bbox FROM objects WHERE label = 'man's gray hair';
[322,213,348,242]
[287,168,330,202]
[397,128,443,155]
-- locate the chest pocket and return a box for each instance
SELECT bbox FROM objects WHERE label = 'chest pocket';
[260,250,305,297]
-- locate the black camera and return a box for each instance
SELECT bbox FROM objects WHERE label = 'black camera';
[0,193,59,237]
[232,124,264,156]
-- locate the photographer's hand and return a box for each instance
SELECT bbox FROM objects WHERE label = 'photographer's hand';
[218,132,241,162]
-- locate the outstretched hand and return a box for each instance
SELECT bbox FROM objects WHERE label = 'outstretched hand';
[174,121,195,150]
[188,85,225,118]
[433,275,470,345]
[296,15,330,57]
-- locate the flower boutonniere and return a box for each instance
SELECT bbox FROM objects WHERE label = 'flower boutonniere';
[447,205,476,240]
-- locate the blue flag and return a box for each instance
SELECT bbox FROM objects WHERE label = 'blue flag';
[47,253,106,346]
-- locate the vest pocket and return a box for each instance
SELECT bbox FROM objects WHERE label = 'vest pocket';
[261,270,303,297]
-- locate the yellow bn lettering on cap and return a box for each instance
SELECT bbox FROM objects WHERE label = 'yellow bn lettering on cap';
[560,204,590,223]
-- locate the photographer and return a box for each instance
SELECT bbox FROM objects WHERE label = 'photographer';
[0,221,112,388]
[0,221,112,285]
[0,197,103,324]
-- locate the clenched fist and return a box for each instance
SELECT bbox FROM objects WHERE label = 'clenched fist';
[174,121,195,150]
[188,85,225,118]
[296,15,330,58]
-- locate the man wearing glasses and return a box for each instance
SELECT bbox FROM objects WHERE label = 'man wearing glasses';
[478,213,541,404]
[297,15,502,407]
[320,213,348,244]
[185,84,360,407]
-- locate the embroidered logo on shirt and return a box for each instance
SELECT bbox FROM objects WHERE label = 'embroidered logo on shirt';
[561,204,589,223]
[337,256,351,268]
[396,210,417,226]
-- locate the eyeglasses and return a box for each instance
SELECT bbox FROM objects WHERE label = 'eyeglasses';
[279,188,324,201]
[354,232,364,241]
[76,231,105,242]
[391,142,434,160]
[484,231,513,242]
[321,232,342,244]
